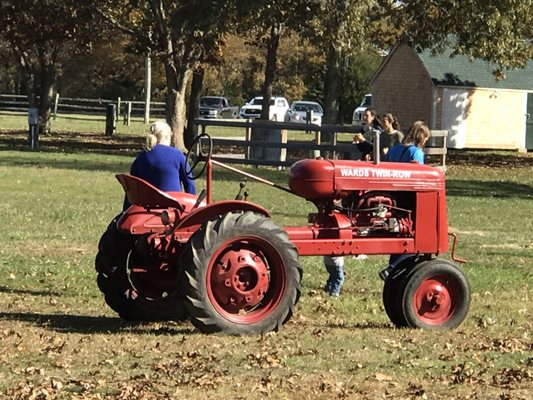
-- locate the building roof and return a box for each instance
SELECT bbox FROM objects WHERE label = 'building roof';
[417,48,533,90]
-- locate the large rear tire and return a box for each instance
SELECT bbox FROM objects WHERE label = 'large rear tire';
[95,215,185,321]
[182,211,302,334]
[400,259,470,330]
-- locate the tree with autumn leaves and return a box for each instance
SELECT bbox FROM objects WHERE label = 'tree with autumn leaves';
[0,0,105,133]
[1,0,532,148]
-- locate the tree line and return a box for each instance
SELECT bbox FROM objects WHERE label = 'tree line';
[1,0,531,149]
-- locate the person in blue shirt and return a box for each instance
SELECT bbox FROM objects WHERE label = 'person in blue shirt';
[123,120,196,210]
[384,120,430,163]
[379,120,431,280]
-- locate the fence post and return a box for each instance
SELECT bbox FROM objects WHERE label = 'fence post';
[105,103,116,136]
[28,108,39,150]
[53,93,59,120]
[305,110,313,134]
[312,130,321,159]
[332,131,338,160]
[116,97,121,120]
[280,129,287,166]
[245,119,252,160]
[124,101,132,126]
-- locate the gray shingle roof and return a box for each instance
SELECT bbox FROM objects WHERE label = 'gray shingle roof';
[417,48,533,90]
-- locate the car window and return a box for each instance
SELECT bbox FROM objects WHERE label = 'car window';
[361,95,371,107]
[293,103,322,113]
[250,98,262,105]
[201,97,222,107]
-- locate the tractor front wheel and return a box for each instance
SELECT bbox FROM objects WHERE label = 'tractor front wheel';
[182,211,302,334]
[399,259,470,330]
[95,215,185,321]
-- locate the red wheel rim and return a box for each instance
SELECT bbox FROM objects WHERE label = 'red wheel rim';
[412,274,459,325]
[207,237,285,324]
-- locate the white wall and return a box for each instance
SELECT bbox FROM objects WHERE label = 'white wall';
[440,87,527,150]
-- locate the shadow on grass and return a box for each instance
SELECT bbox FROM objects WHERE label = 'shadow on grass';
[323,321,392,330]
[447,179,533,199]
[0,286,62,297]
[0,311,196,335]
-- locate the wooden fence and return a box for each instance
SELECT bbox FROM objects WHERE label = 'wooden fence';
[0,93,165,123]
[0,94,447,169]
[195,119,448,170]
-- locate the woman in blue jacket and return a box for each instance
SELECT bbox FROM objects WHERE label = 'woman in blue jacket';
[124,121,195,209]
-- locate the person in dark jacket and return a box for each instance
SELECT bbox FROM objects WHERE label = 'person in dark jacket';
[353,108,382,160]
[123,120,195,209]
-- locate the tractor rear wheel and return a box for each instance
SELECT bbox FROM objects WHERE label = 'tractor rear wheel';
[95,215,185,321]
[182,211,302,334]
[399,259,470,330]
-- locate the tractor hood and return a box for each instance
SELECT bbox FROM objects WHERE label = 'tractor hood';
[288,159,445,200]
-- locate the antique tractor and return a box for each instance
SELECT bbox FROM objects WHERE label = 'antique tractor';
[95,133,470,334]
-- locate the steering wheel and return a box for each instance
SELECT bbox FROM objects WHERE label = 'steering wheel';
[185,133,213,180]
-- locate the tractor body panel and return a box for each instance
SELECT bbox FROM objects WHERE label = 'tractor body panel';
[287,159,449,256]
[289,159,445,199]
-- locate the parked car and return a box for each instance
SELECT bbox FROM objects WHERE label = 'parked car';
[199,96,239,119]
[352,94,372,125]
[286,100,323,125]
[239,96,289,121]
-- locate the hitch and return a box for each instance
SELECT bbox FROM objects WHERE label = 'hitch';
[449,232,466,263]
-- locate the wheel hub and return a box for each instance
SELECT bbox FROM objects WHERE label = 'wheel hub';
[211,245,270,313]
[414,277,455,324]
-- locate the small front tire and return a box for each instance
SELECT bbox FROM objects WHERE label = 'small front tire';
[400,259,470,330]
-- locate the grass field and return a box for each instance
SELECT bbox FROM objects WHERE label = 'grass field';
[0,128,531,399]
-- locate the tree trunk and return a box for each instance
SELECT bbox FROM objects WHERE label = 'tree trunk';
[185,67,204,149]
[323,44,341,126]
[163,59,191,151]
[38,63,57,133]
[260,24,281,120]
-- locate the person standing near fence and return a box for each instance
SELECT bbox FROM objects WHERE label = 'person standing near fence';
[353,112,403,161]
[379,113,404,158]
[353,108,382,161]
[123,120,196,210]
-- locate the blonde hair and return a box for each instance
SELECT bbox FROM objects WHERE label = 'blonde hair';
[402,121,430,148]
[145,120,172,150]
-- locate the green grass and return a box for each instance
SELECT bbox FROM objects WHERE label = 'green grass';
[0,135,532,399]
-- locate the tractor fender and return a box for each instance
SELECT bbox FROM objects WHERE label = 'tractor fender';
[117,206,179,235]
[174,200,271,233]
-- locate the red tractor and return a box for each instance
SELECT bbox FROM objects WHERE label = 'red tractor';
[95,134,470,334]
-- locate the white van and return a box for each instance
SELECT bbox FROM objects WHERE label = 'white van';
[352,94,372,125]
